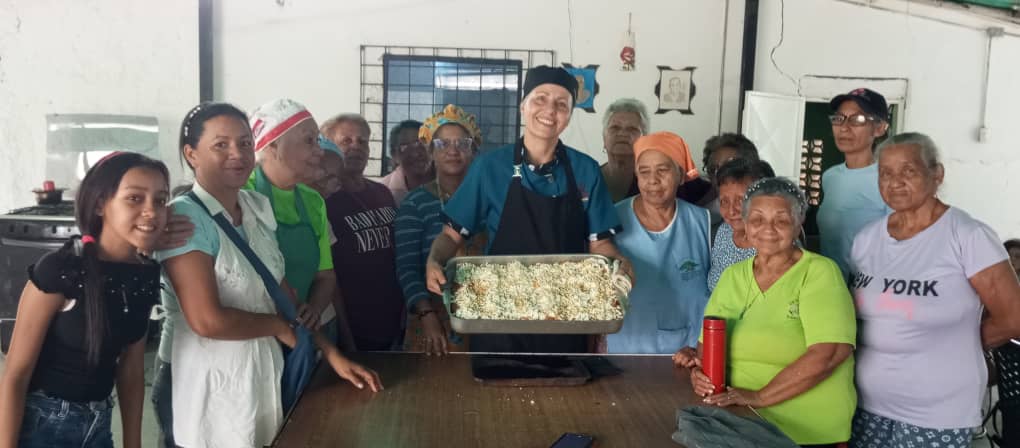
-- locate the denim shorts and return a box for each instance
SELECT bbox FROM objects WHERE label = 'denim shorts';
[18,390,114,448]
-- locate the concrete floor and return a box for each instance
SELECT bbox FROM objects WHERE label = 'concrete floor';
[109,349,162,447]
[0,349,1006,447]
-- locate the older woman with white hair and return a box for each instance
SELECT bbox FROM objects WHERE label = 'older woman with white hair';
[246,99,339,332]
[599,98,717,209]
[600,98,650,202]
[848,132,1020,448]
[321,113,405,351]
[607,132,710,354]
[673,177,857,446]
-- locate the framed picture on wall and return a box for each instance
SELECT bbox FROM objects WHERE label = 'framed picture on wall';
[654,66,696,114]
[562,63,600,113]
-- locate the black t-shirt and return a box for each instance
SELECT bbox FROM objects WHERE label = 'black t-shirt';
[26,244,159,402]
[324,181,405,350]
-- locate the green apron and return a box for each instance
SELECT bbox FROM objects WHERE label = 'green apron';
[254,166,320,304]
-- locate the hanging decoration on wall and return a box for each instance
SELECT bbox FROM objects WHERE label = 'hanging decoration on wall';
[654,66,697,115]
[620,13,636,71]
[562,63,600,113]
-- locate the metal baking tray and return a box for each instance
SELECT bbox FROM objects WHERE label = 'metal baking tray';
[442,254,626,334]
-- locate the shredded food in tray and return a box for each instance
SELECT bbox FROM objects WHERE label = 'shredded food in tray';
[452,258,624,321]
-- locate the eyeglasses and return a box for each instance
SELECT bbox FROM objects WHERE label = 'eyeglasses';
[397,141,426,153]
[829,113,880,127]
[432,137,475,152]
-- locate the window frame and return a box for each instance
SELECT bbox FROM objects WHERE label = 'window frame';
[360,45,555,178]
[381,54,523,174]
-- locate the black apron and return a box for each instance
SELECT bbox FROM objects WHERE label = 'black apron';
[470,139,590,354]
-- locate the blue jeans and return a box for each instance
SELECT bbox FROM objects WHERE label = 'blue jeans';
[150,358,175,448]
[18,390,114,448]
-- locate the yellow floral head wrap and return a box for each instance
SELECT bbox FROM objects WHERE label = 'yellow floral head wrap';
[418,104,483,148]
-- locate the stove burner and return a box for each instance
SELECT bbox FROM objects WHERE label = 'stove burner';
[8,201,75,217]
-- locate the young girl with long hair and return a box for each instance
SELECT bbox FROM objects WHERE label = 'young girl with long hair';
[0,152,170,448]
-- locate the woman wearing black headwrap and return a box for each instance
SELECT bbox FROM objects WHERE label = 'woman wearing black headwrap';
[423,66,633,354]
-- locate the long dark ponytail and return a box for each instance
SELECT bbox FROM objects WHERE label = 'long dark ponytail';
[75,152,169,366]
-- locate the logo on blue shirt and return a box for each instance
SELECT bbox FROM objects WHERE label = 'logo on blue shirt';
[679,261,699,272]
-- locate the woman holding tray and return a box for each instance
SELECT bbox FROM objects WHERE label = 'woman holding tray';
[424,66,633,354]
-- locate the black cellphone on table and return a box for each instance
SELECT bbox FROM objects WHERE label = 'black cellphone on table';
[550,432,594,448]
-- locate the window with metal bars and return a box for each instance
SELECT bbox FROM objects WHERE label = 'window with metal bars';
[360,45,554,177]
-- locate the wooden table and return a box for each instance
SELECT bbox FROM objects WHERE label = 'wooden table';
[273,353,755,447]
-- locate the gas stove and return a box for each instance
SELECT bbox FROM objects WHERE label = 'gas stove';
[0,114,164,352]
[0,201,78,240]
[7,201,76,217]
[0,201,79,352]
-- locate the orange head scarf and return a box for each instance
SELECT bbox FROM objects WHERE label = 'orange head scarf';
[632,131,700,182]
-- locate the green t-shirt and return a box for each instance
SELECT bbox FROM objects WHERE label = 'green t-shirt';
[243,175,334,272]
[703,250,856,444]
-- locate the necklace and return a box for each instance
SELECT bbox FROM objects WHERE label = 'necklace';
[434,179,454,211]
[434,179,483,255]
[121,289,129,314]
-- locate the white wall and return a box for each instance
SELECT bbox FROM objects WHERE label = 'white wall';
[0,0,199,212]
[753,0,1020,237]
[213,0,744,176]
[6,0,1017,239]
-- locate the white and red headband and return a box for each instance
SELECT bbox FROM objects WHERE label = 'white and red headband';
[249,98,313,152]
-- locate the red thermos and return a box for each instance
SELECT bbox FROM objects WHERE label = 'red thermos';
[702,316,727,395]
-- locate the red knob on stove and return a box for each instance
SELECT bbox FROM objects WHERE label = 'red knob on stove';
[42,181,55,192]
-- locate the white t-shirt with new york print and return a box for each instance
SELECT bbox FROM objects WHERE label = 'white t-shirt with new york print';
[849,207,1007,430]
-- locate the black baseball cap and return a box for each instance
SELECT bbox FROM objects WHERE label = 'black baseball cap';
[522,66,578,105]
[830,88,889,121]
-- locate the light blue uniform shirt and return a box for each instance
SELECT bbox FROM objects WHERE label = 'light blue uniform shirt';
[607,197,711,354]
[816,163,890,278]
[442,142,622,251]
